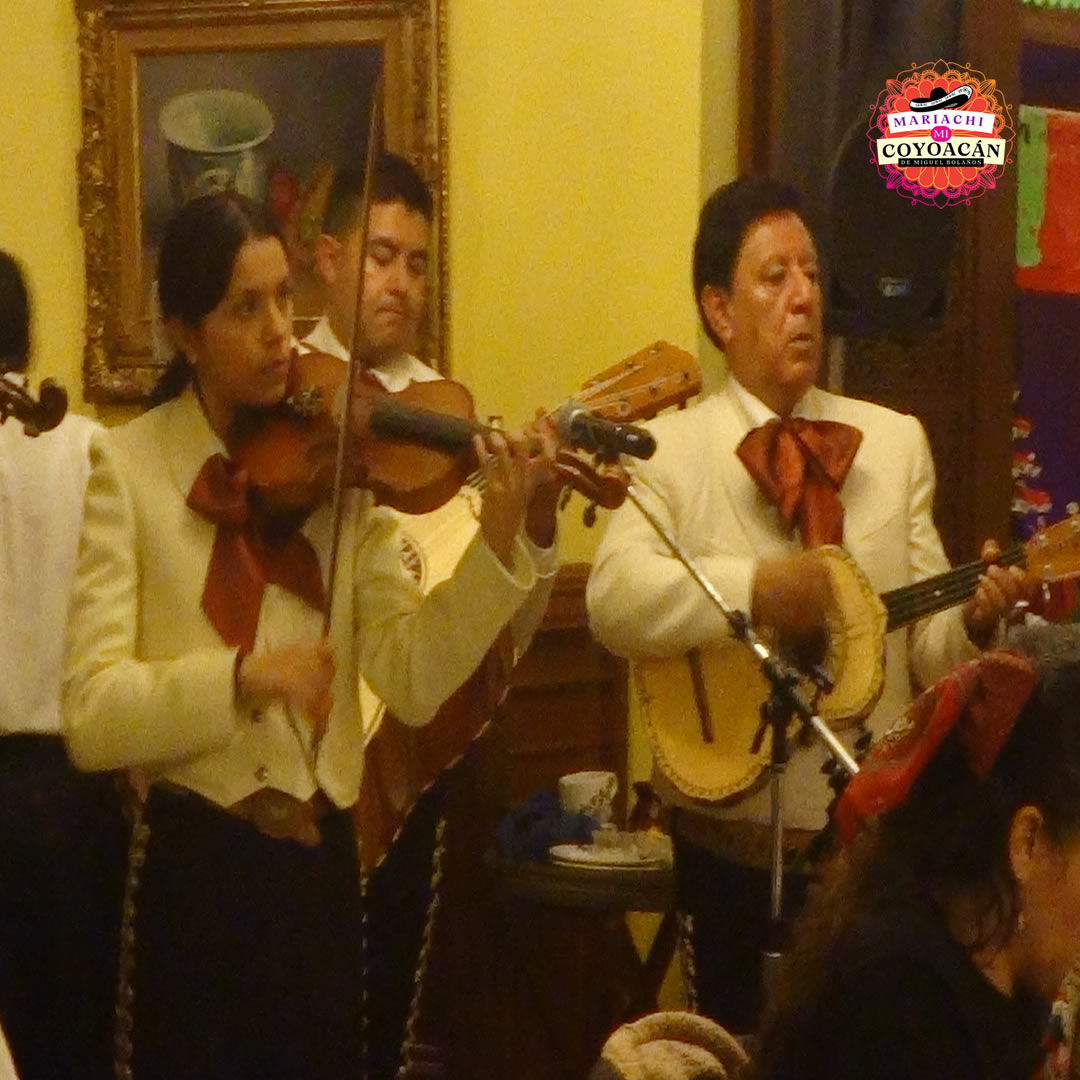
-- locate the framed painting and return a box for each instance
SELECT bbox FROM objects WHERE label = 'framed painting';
[76,0,446,402]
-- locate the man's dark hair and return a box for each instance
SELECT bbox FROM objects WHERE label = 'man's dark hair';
[322,152,434,238]
[692,177,814,350]
[0,250,31,372]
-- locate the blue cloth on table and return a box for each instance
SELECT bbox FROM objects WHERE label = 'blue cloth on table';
[496,789,597,861]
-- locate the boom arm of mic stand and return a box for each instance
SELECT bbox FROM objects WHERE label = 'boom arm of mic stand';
[621,480,860,778]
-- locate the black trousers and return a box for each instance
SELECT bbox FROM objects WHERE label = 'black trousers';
[131,788,366,1080]
[674,833,811,1037]
[130,782,443,1080]
[0,734,127,1080]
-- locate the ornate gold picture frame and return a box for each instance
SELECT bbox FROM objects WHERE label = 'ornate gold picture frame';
[76,0,446,403]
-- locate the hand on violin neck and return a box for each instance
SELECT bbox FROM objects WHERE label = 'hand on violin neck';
[521,413,563,548]
[237,638,336,738]
[475,425,556,568]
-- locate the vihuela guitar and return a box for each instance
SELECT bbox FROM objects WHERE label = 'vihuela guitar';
[353,340,702,870]
[634,517,1080,803]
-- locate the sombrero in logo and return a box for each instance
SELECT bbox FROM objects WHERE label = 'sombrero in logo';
[909,84,973,111]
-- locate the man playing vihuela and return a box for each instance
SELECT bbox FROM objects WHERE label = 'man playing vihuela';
[586,176,1031,1035]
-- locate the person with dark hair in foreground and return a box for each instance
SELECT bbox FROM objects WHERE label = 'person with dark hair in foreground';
[753,622,1080,1080]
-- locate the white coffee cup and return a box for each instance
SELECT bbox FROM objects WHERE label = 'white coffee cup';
[558,770,618,825]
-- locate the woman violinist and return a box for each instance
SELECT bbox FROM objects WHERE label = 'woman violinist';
[61,191,560,1080]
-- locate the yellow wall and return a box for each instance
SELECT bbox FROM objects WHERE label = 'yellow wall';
[0,0,736,558]
[0,0,86,412]
[448,3,721,561]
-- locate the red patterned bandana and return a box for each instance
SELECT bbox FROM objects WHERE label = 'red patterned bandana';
[833,650,1039,844]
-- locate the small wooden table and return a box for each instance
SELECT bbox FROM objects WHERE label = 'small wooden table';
[490,854,678,1079]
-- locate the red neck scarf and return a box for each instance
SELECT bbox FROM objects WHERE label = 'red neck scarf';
[186,454,327,653]
[737,417,863,548]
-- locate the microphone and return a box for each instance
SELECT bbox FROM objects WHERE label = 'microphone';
[555,403,656,460]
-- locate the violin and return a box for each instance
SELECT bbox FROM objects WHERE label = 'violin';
[229,340,702,518]
[0,369,67,436]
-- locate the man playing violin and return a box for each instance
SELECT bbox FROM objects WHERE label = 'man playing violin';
[302,152,561,1074]
[62,191,560,1080]
[586,177,1030,1034]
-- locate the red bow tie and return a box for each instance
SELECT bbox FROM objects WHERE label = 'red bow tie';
[736,417,863,548]
[187,454,327,653]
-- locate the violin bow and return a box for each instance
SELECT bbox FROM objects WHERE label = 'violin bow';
[323,73,384,636]
[298,76,383,770]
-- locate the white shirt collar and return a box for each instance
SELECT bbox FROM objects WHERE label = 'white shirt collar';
[300,315,348,362]
[298,316,442,393]
[728,374,815,428]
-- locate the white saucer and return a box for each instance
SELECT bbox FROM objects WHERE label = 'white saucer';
[548,843,665,870]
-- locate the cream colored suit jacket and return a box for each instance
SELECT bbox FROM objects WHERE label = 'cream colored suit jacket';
[587,378,980,829]
[63,389,544,811]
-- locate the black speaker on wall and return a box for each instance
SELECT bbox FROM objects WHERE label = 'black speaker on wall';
[767,0,966,337]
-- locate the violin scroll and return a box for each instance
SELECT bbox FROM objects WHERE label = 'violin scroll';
[0,372,67,437]
[552,449,628,512]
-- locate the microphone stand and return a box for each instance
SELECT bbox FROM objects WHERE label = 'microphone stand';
[620,478,860,995]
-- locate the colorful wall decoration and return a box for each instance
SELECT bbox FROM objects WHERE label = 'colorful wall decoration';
[1016,105,1080,293]
[1014,104,1080,619]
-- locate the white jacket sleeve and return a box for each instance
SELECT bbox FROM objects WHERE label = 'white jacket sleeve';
[349,503,544,727]
[62,436,242,772]
[902,417,982,690]
[587,464,756,660]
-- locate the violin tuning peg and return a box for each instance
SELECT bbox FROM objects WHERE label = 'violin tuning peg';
[558,487,573,512]
[583,503,598,528]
